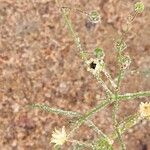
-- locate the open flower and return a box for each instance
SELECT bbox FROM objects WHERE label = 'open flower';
[86,58,104,76]
[51,126,67,146]
[139,102,150,119]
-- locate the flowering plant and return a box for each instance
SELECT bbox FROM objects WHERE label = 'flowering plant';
[31,1,149,149]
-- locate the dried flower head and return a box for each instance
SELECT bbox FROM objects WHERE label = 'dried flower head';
[51,126,67,146]
[139,102,150,119]
[86,58,104,75]
[134,2,144,13]
[88,10,101,23]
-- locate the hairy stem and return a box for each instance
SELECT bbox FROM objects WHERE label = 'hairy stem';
[103,68,117,89]
[110,113,141,140]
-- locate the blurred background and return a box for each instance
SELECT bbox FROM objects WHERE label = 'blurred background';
[0,0,150,149]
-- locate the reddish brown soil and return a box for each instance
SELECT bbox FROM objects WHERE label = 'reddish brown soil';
[0,0,150,150]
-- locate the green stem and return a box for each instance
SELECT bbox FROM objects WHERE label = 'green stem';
[30,103,80,117]
[95,74,113,96]
[103,68,117,89]
[68,98,111,136]
[113,51,125,150]
[112,89,126,150]
[68,90,150,134]
[61,8,83,53]
[87,120,109,137]
[110,113,141,140]
[30,103,108,137]
[118,91,150,100]
[31,90,150,124]
[68,140,93,148]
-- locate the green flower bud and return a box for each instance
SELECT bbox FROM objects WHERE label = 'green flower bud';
[94,48,105,59]
[121,55,131,70]
[80,51,88,60]
[88,10,101,23]
[134,2,144,13]
[115,39,127,52]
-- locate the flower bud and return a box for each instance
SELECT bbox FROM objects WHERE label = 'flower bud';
[80,51,88,60]
[94,48,105,59]
[88,10,101,23]
[134,2,144,13]
[121,55,131,70]
[115,39,127,52]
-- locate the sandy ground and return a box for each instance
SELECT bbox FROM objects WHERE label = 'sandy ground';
[0,0,150,150]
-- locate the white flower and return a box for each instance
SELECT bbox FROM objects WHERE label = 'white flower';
[86,58,104,76]
[139,102,150,119]
[51,126,67,146]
